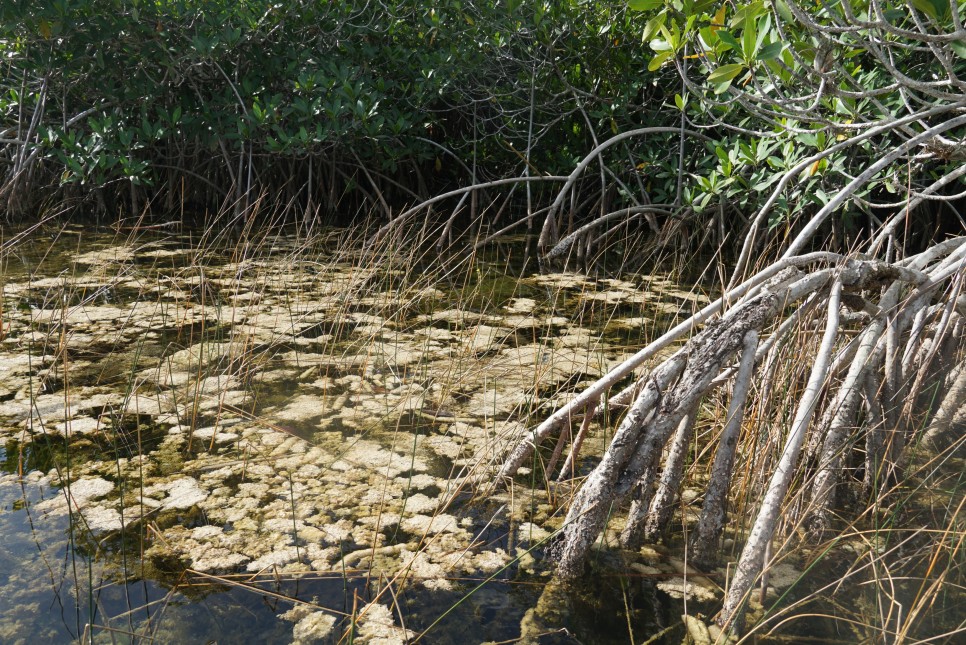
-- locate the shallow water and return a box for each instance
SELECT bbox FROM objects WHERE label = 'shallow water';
[0,223,726,643]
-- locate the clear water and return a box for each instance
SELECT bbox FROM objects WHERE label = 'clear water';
[1,222,706,644]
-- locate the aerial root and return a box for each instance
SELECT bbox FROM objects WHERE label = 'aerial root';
[486,242,965,634]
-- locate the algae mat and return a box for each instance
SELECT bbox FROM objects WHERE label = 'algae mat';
[0,225,712,644]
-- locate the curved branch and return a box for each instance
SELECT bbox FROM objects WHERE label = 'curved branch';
[545,204,677,261]
[368,175,569,247]
[536,127,712,251]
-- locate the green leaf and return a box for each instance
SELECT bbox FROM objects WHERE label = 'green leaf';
[742,12,757,60]
[882,8,906,22]
[774,0,794,23]
[642,13,667,43]
[648,50,673,71]
[699,26,718,48]
[912,0,949,18]
[674,93,686,110]
[659,24,679,50]
[911,0,937,17]
[755,14,771,53]
[628,0,664,10]
[717,30,741,51]
[707,63,745,84]
[757,41,784,61]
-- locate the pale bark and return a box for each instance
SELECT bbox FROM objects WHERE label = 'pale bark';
[640,409,698,544]
[554,291,779,578]
[552,352,688,578]
[780,114,966,261]
[921,358,966,453]
[536,127,712,250]
[862,367,887,498]
[495,254,846,484]
[489,247,965,624]
[806,284,899,538]
[617,458,661,550]
[690,329,759,570]
[555,395,598,483]
[729,104,966,289]
[718,281,842,632]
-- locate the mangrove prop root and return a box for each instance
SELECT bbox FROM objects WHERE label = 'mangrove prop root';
[488,242,965,635]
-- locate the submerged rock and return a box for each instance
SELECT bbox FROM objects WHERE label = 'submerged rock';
[81,505,124,532]
[35,476,114,515]
[656,577,718,602]
[290,610,338,644]
[0,232,676,637]
[148,477,208,510]
[356,602,415,644]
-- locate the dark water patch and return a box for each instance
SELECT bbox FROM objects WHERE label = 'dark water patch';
[423,317,462,332]
[130,573,366,643]
[154,319,229,350]
[251,379,299,414]
[450,389,476,404]
[1,436,64,475]
[422,451,458,481]
[600,323,651,348]
[305,416,355,442]
[298,318,358,340]
[412,483,442,498]
[129,248,196,270]
[553,371,601,393]
[152,506,210,534]
[315,363,369,382]
[477,268,542,301]
[567,569,683,644]
[52,573,367,644]
[510,325,543,346]
[392,568,687,645]
[274,416,328,442]
[18,284,149,310]
[392,410,448,436]
[399,582,541,644]
[285,338,337,355]
[574,298,653,324]
[382,524,421,547]
[61,411,172,459]
[65,342,135,364]
[0,427,165,477]
[29,370,66,395]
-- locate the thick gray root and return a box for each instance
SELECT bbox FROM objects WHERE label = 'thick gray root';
[718,282,842,632]
[921,358,966,453]
[640,409,697,544]
[690,330,759,570]
[806,287,896,539]
[554,293,777,579]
